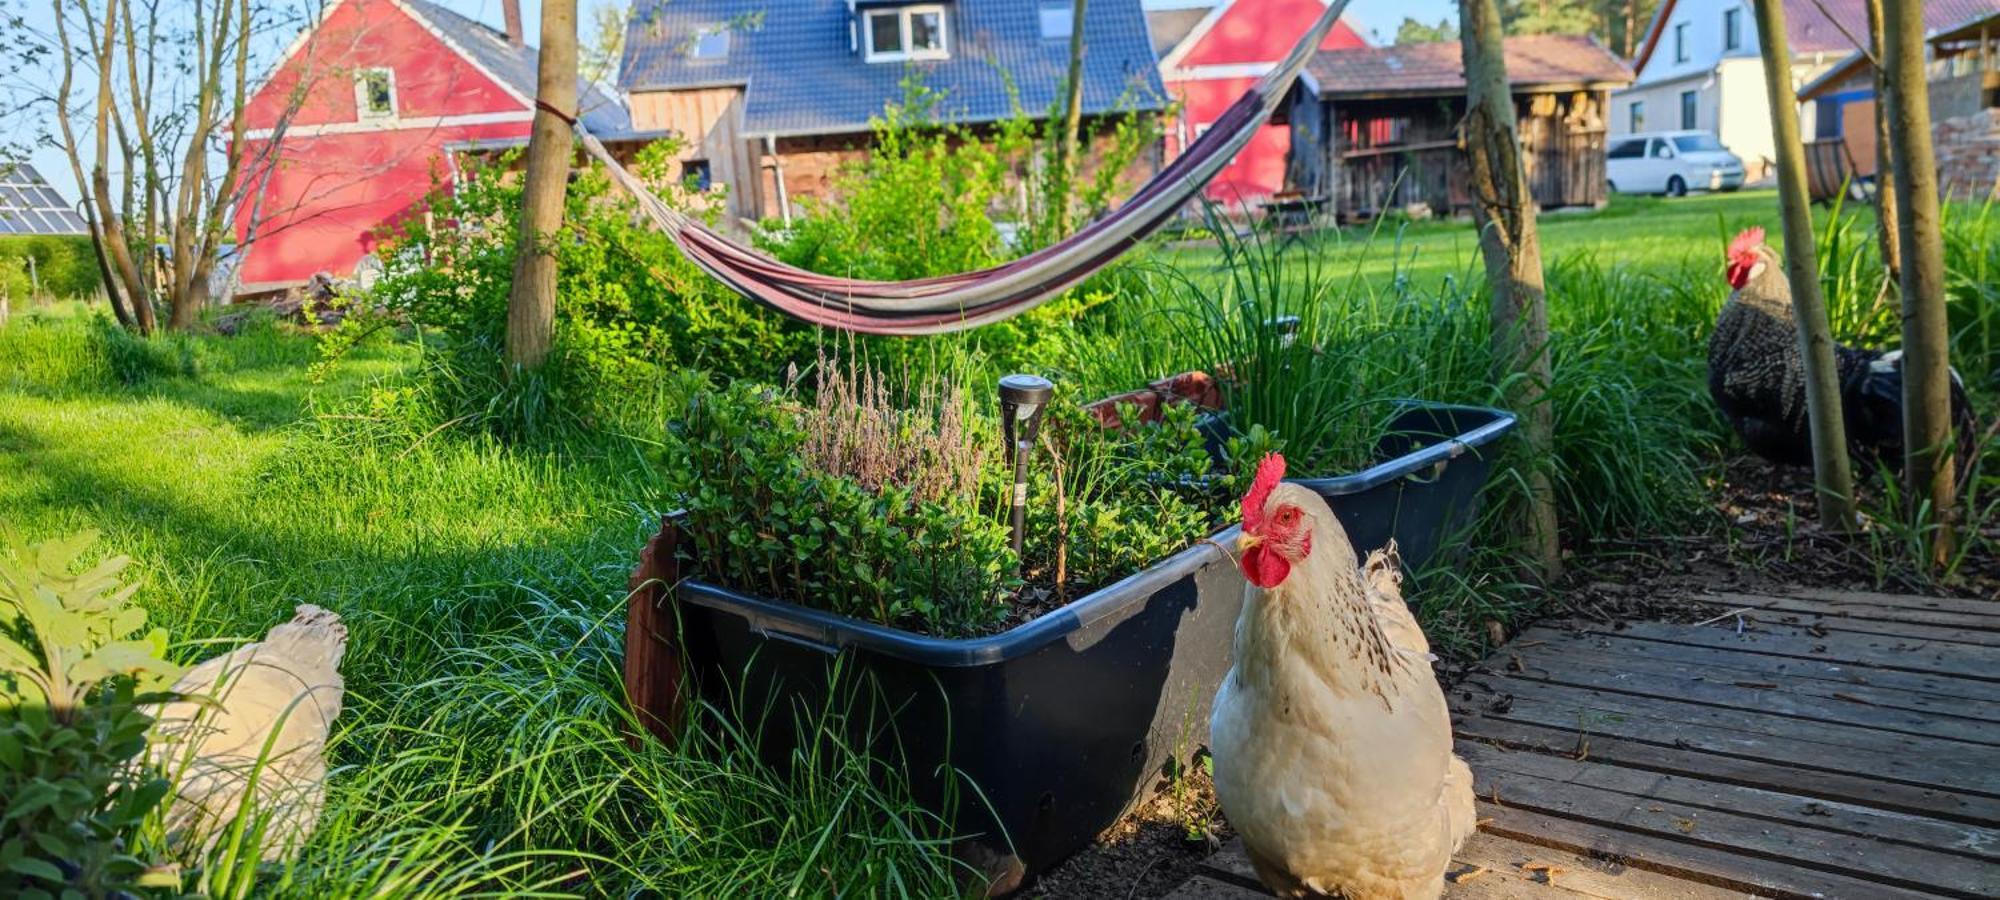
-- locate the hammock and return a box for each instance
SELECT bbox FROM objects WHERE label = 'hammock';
[579,0,1351,336]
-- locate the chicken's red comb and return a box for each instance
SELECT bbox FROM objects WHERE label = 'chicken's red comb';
[1242,453,1286,531]
[1728,226,1766,261]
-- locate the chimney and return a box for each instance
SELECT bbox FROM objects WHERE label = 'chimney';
[501,0,525,47]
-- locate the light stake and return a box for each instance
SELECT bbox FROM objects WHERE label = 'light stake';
[998,374,1054,561]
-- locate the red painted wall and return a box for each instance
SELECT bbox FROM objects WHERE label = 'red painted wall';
[1160,1,1368,210]
[1176,0,1366,68]
[235,0,529,288]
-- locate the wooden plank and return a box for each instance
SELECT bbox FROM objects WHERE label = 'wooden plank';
[1158,875,1271,899]
[1462,676,2000,769]
[1473,767,2000,896]
[1194,834,1725,899]
[1510,626,2000,705]
[1455,681,2000,797]
[1785,588,2000,619]
[1698,603,2000,649]
[1449,830,1747,899]
[1453,714,2000,826]
[1488,647,2000,743]
[1459,742,2000,863]
[1702,592,2000,640]
[1504,631,2000,719]
[1477,802,1958,900]
[1570,621,2000,683]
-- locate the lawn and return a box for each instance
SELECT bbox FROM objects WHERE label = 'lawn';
[0,316,971,895]
[0,187,1991,896]
[1161,189,1866,294]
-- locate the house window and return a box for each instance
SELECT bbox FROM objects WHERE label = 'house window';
[682,159,712,191]
[1723,8,1741,51]
[355,68,395,120]
[1680,90,1698,129]
[864,5,949,62]
[1039,2,1073,40]
[691,29,729,59]
[1629,101,1645,132]
[1674,22,1689,63]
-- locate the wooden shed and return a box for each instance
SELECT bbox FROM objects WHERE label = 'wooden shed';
[1282,35,1633,221]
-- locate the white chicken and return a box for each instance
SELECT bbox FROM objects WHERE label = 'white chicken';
[1212,455,1474,898]
[150,604,347,862]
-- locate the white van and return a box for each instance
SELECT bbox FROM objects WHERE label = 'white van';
[1606,131,1746,197]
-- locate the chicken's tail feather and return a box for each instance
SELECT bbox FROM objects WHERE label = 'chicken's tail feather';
[1443,753,1477,853]
[264,604,348,677]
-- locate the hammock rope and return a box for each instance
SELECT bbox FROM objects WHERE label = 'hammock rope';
[579,0,1351,336]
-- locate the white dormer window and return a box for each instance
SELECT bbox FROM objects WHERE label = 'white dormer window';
[1038,2,1073,40]
[356,68,396,120]
[691,29,730,59]
[864,5,948,63]
[1673,22,1689,63]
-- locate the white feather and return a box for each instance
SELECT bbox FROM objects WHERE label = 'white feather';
[151,604,346,862]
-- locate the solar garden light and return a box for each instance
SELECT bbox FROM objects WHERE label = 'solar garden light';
[998,374,1055,560]
[1267,314,1303,349]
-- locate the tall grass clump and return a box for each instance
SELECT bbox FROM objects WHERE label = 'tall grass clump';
[0,312,199,392]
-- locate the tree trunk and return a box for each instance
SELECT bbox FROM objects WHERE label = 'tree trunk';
[1880,0,1957,561]
[1753,0,1857,529]
[1460,0,1561,583]
[1052,0,1089,237]
[90,0,152,334]
[506,0,579,373]
[1865,0,1901,285]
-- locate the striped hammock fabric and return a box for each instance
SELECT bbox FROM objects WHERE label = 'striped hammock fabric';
[579,0,1351,336]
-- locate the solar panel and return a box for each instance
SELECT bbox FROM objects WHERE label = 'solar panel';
[0,164,88,236]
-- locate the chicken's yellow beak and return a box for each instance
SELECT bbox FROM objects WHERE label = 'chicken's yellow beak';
[1237,531,1262,552]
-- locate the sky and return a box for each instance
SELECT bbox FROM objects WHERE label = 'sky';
[10,0,1460,203]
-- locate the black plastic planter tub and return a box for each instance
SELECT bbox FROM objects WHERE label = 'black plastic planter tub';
[634,401,1513,890]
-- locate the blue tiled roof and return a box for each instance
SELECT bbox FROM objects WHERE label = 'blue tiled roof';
[618,0,1166,138]
[402,0,639,137]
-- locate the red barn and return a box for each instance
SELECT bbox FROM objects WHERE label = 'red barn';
[1148,0,1367,212]
[233,0,634,295]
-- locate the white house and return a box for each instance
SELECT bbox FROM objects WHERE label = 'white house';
[1615,0,1999,182]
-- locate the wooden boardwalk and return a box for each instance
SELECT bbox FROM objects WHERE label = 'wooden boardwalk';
[1164,589,2000,899]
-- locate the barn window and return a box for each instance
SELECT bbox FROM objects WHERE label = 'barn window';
[682,159,712,191]
[355,68,395,120]
[1723,8,1741,51]
[864,5,949,62]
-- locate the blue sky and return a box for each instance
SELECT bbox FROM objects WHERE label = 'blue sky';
[13,0,1460,202]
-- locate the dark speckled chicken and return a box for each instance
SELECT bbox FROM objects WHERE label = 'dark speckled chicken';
[1709,227,1977,475]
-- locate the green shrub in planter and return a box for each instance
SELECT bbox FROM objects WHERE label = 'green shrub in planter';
[667,370,1237,638]
[669,379,1019,638]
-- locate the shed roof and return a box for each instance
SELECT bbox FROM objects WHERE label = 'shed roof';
[1798,7,2000,101]
[1634,0,2000,77]
[1146,6,1215,60]
[401,0,638,137]
[618,0,1166,139]
[1303,34,1632,100]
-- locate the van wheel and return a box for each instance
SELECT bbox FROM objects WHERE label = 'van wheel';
[1666,176,1688,198]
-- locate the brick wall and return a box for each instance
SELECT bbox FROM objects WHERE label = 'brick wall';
[1935,108,2000,201]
